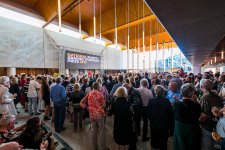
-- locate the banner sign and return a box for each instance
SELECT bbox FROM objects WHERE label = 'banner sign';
[65,51,101,69]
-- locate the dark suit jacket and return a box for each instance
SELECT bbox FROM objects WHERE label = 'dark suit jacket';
[148,96,174,148]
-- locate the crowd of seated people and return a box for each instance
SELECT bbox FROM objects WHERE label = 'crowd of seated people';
[1,69,225,150]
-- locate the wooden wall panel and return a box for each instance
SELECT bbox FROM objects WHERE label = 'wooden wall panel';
[0,68,7,76]
[16,68,59,76]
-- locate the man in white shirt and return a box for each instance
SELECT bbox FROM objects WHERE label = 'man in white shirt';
[27,76,41,115]
[137,78,153,142]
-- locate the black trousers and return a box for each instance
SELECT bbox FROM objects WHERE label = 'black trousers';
[129,131,137,150]
[54,103,66,131]
[142,106,149,138]
[151,135,168,150]
[136,106,148,139]
[73,105,83,129]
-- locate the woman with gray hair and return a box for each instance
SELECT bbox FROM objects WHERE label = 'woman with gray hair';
[0,76,17,116]
[147,85,174,150]
[173,83,201,150]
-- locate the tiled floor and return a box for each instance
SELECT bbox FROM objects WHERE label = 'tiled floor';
[16,106,173,150]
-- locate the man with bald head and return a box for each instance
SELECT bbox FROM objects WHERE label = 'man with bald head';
[166,82,182,104]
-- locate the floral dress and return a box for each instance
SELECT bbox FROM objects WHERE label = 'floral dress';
[66,83,75,113]
[0,130,21,144]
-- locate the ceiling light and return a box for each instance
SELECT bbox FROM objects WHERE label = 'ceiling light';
[93,0,96,39]
[58,0,61,32]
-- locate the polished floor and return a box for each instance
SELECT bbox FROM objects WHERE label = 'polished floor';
[16,105,173,150]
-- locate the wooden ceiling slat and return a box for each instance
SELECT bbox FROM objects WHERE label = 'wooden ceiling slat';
[82,0,152,36]
[33,0,40,9]
[101,15,155,35]
[9,0,39,8]
[42,0,82,28]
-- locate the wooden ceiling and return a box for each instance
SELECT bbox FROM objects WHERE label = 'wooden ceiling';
[7,0,174,50]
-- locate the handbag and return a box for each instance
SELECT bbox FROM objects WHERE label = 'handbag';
[0,86,17,115]
[0,90,13,104]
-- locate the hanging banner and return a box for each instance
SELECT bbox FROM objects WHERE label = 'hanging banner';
[65,51,101,69]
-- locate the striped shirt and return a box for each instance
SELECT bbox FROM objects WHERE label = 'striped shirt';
[24,82,30,94]
[66,83,75,94]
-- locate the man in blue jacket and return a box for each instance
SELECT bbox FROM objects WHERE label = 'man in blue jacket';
[50,77,66,133]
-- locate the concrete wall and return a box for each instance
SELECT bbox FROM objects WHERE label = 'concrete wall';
[0,16,123,70]
[0,17,44,68]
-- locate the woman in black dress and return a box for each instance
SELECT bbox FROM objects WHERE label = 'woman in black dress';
[41,77,50,121]
[9,77,20,109]
[112,87,133,149]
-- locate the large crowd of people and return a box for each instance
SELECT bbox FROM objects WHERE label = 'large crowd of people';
[1,69,225,150]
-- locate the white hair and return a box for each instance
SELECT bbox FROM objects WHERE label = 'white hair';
[0,115,16,127]
[0,76,10,85]
[200,79,213,91]
[181,83,195,97]
[154,85,165,96]
[140,78,149,87]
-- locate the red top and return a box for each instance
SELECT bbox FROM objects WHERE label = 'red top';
[80,90,106,121]
[88,71,92,77]
[20,78,26,87]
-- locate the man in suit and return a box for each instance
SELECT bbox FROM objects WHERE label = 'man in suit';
[148,85,174,150]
